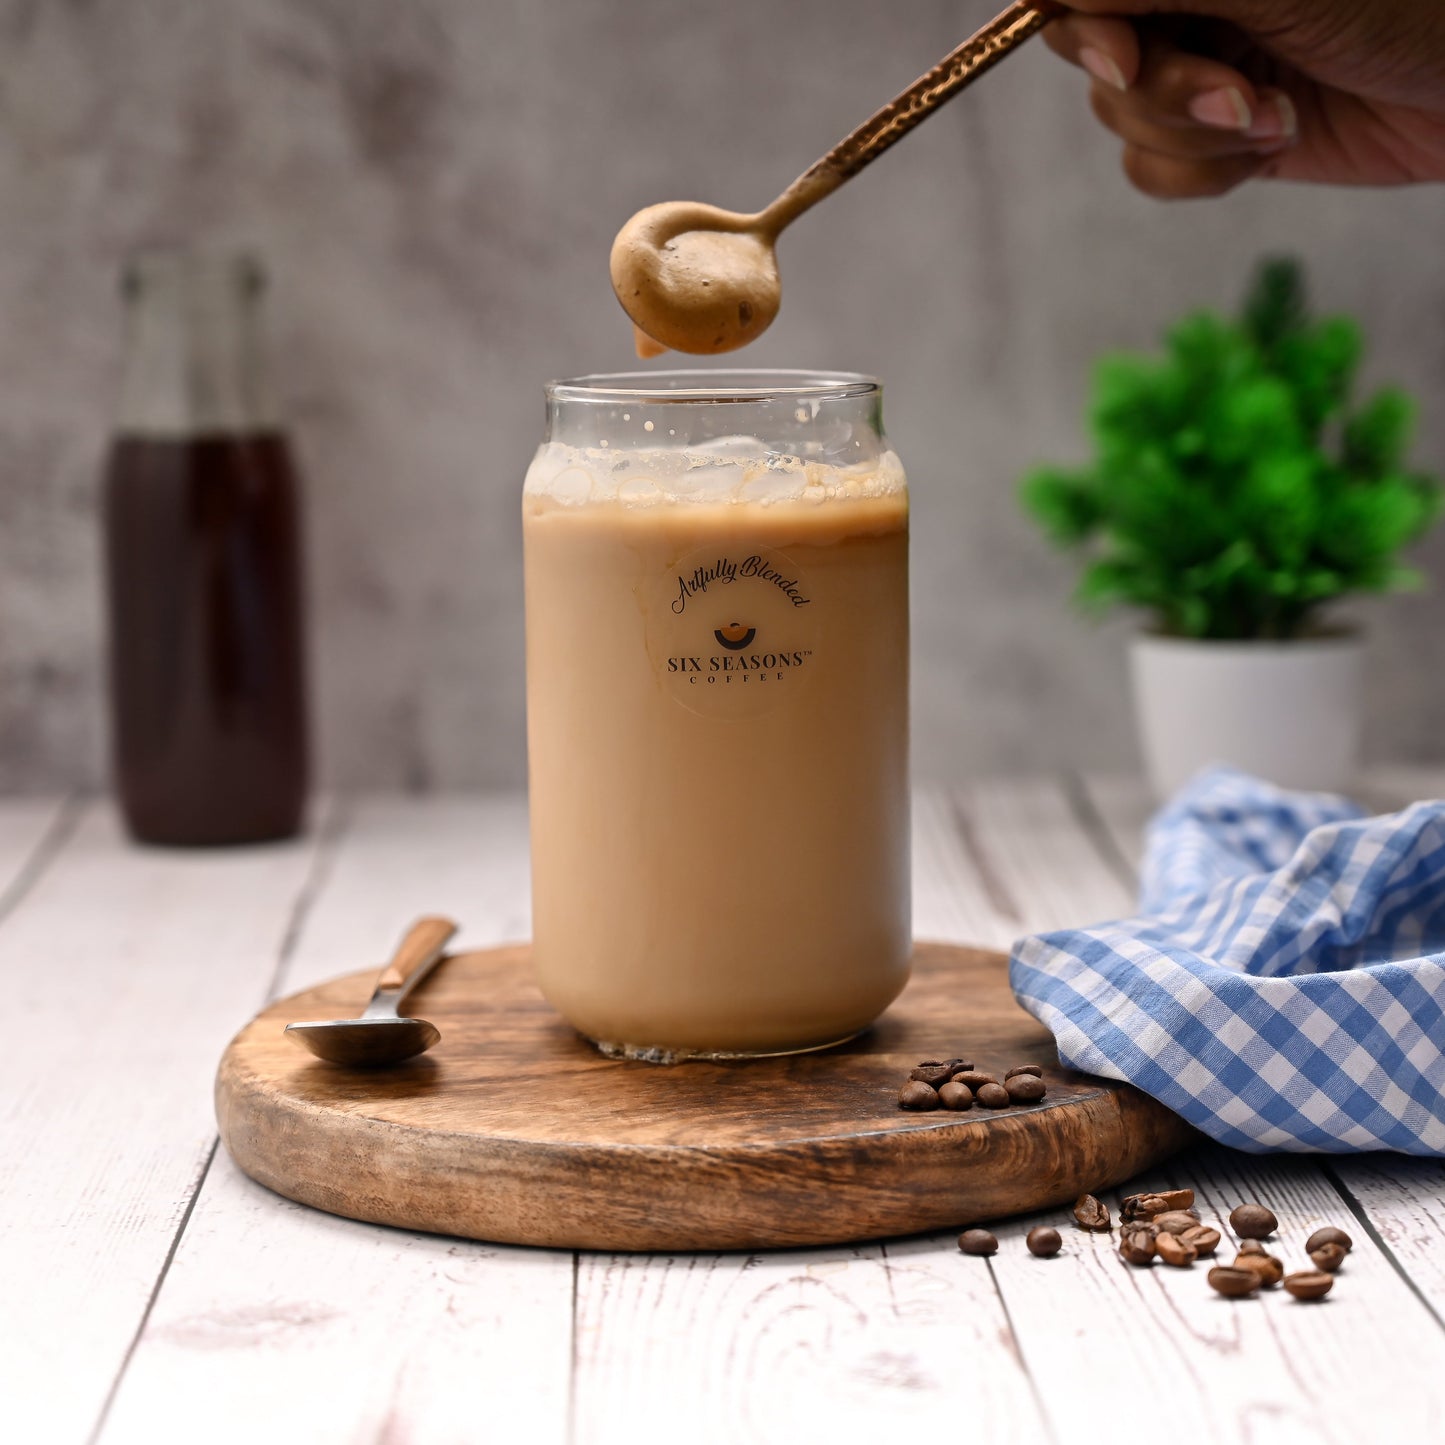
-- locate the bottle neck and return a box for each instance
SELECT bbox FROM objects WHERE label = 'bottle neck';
[117,252,277,439]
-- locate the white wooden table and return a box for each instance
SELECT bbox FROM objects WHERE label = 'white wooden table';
[5,777,1445,1445]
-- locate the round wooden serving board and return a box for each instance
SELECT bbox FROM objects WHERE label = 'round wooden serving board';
[217,942,1194,1251]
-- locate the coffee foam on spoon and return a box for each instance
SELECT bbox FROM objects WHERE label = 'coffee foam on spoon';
[633,325,668,359]
[610,201,785,358]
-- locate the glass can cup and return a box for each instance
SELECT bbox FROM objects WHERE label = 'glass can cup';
[523,371,910,1060]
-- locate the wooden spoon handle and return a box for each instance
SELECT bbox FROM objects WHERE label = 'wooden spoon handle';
[377,916,459,992]
[762,1,1062,232]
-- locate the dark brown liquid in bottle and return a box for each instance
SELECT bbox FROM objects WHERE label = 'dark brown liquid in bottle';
[104,431,308,845]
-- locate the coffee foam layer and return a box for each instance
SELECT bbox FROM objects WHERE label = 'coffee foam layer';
[524,439,906,507]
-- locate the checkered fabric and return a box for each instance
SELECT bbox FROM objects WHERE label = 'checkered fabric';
[1009,768,1445,1154]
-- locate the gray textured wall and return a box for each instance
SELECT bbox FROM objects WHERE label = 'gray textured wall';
[2,0,1442,792]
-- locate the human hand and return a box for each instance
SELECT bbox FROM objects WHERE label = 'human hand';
[1045,0,1445,197]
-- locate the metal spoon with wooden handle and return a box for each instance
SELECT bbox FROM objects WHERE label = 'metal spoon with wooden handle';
[612,1,1062,357]
[285,915,458,1067]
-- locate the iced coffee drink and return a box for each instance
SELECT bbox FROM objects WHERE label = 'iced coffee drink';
[524,372,909,1059]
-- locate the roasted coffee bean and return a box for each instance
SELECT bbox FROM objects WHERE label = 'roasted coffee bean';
[1309,1242,1347,1273]
[937,1081,974,1111]
[1236,1238,1268,1257]
[1124,1189,1193,1219]
[1026,1226,1062,1258]
[958,1229,998,1256]
[1004,1064,1044,1080]
[898,1081,940,1111]
[1119,1228,1157,1265]
[1156,1189,1195,1212]
[1283,1270,1334,1301]
[1153,1210,1202,1235]
[1232,1250,1284,1288]
[908,1064,952,1087]
[1155,1232,1197,1268]
[954,1071,998,1091]
[1121,1192,1171,1221]
[1229,1203,1278,1239]
[909,1060,971,1087]
[975,1082,1010,1109]
[1305,1226,1352,1255]
[1073,1194,1112,1232]
[1180,1225,1221,1258]
[1005,1074,1047,1104]
[1208,1266,1262,1298]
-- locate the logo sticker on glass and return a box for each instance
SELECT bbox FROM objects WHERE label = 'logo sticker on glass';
[647,545,822,718]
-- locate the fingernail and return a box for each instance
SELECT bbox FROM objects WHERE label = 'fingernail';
[1246,92,1298,142]
[1080,46,1127,91]
[1188,86,1252,130]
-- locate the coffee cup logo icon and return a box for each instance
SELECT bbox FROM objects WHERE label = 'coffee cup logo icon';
[714,622,756,651]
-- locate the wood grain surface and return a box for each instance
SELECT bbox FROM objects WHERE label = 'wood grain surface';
[4,785,1441,1445]
[216,940,1194,1250]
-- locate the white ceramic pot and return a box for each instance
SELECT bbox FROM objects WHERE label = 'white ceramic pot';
[1129,632,1364,799]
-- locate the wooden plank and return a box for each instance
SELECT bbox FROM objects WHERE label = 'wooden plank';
[0,802,324,1445]
[911,790,1019,949]
[572,1239,1050,1444]
[1327,1155,1445,1325]
[98,795,575,1445]
[566,792,1053,1444]
[985,1148,1445,1444]
[99,1149,574,1445]
[270,793,533,996]
[1074,771,1152,876]
[962,776,1136,928]
[0,796,74,919]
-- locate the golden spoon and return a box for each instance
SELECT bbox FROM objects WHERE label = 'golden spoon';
[611,1,1062,358]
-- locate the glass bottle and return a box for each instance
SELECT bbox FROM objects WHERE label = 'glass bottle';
[523,370,910,1060]
[103,251,309,845]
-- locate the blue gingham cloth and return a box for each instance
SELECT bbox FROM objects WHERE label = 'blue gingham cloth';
[1009,769,1445,1154]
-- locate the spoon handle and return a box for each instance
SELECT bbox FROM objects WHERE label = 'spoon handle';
[762,1,1063,232]
[377,915,459,994]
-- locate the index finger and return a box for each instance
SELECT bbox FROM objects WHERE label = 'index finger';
[1044,11,1143,90]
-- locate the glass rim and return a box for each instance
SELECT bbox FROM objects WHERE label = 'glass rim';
[545,369,880,405]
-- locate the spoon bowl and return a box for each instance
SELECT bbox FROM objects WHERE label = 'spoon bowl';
[610,201,781,356]
[284,915,457,1069]
[284,1015,441,1068]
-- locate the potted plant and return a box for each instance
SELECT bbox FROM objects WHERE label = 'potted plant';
[1022,258,1441,797]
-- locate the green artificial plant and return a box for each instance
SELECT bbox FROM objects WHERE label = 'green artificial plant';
[1022,258,1442,640]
